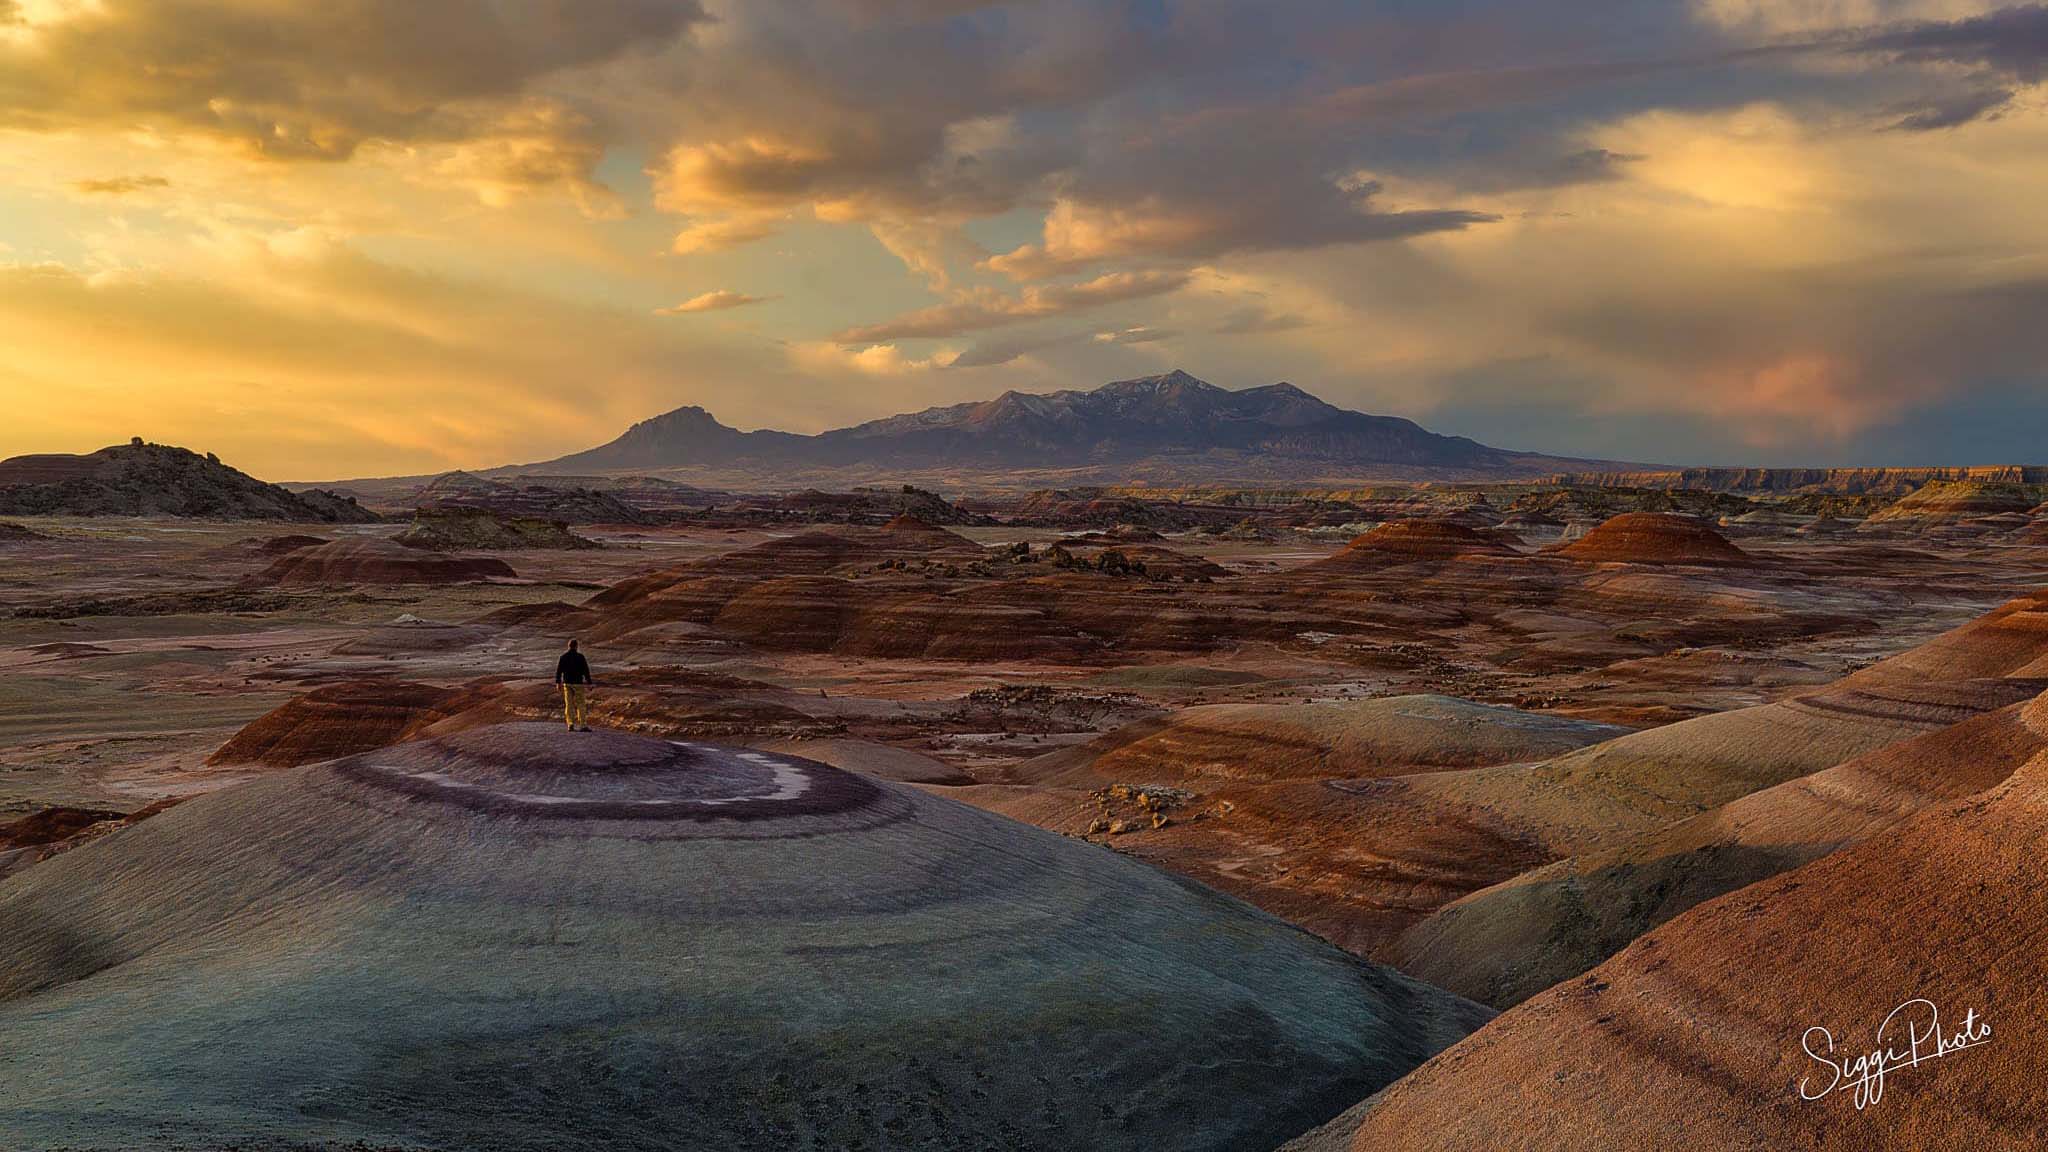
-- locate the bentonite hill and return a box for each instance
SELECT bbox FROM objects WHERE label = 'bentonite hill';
[0,723,1488,1151]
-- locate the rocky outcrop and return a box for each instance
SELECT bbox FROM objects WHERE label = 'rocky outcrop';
[395,506,599,550]
[723,485,995,526]
[1859,479,2042,533]
[414,471,652,523]
[0,441,378,521]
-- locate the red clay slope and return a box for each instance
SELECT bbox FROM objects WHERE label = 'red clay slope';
[1310,519,1517,570]
[206,681,470,767]
[257,538,515,585]
[1554,512,1753,565]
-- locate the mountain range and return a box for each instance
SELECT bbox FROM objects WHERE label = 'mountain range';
[519,370,1632,487]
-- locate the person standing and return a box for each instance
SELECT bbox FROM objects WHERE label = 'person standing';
[555,639,594,731]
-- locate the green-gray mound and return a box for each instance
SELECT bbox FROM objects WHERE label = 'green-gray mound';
[0,722,1490,1152]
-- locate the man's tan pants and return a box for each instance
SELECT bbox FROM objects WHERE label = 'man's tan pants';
[562,684,589,729]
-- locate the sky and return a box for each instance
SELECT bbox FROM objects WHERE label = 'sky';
[2,0,2047,480]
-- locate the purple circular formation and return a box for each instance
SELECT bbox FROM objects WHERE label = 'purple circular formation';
[328,723,883,825]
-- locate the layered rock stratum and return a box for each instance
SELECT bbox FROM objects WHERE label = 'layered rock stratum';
[1552,512,1753,565]
[1389,588,2048,1006]
[255,538,517,585]
[1339,699,2048,1151]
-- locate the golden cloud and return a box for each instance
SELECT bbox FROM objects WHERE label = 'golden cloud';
[833,269,1192,342]
[656,290,774,314]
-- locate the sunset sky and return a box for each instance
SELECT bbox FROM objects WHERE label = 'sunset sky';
[3,0,2047,479]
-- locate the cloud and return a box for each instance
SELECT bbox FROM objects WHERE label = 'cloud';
[0,0,706,201]
[1213,306,1312,335]
[427,100,622,215]
[789,340,949,377]
[834,269,1191,342]
[866,218,988,292]
[946,331,1081,368]
[71,175,169,195]
[1858,3,2048,79]
[656,290,774,314]
[1522,148,1648,189]
[669,214,786,255]
[1848,4,2048,128]
[1197,95,2048,462]
[1093,326,1176,345]
[1693,1,2009,36]
[984,181,1496,280]
[1884,85,2016,130]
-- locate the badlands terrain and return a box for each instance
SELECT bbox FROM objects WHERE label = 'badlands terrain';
[4,425,2048,1146]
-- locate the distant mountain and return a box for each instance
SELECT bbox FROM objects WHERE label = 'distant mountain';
[543,406,806,472]
[0,440,378,521]
[531,370,1633,485]
[1550,465,2048,496]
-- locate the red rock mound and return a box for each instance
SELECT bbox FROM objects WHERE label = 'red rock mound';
[473,600,603,634]
[256,538,516,585]
[0,806,127,849]
[1310,519,1515,570]
[881,513,954,535]
[1840,587,2048,686]
[700,524,985,579]
[248,533,329,556]
[0,799,181,882]
[1553,512,1751,565]
[207,681,468,767]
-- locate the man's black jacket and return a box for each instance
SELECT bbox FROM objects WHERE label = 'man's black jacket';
[556,650,592,685]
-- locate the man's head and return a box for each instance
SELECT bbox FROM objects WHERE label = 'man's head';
[567,639,579,652]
